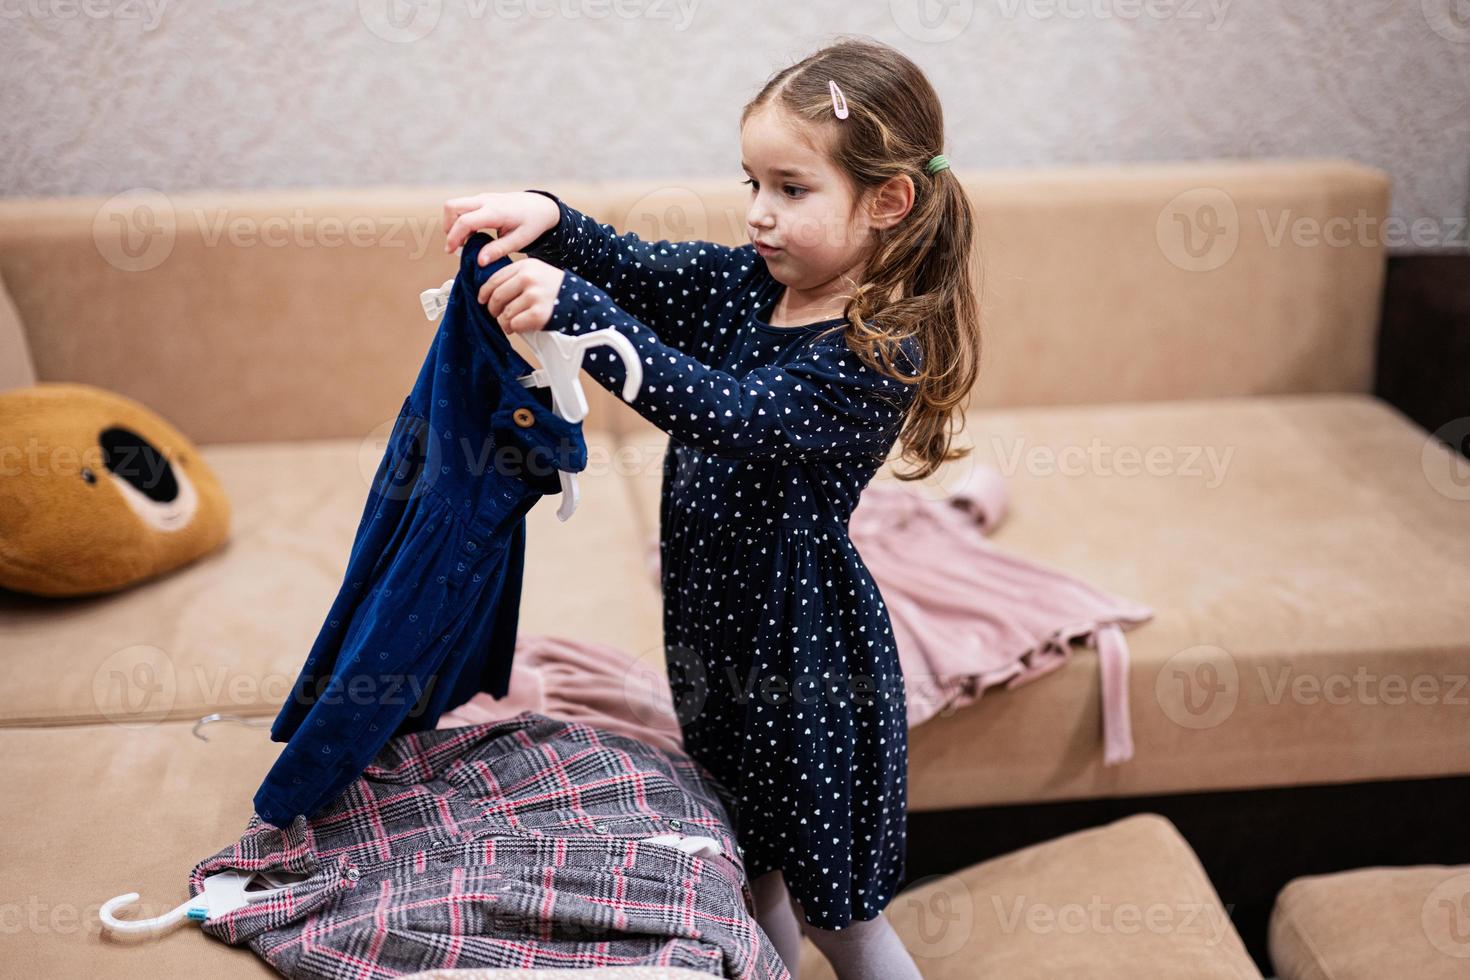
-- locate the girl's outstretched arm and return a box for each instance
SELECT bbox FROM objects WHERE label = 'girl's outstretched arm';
[519,189,755,358]
[542,268,921,464]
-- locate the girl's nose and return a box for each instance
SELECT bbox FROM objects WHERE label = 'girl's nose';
[747,202,775,232]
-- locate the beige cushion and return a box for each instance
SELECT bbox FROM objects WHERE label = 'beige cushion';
[0,431,659,726]
[0,161,1387,444]
[1269,865,1470,979]
[798,813,1262,979]
[0,182,627,443]
[620,393,1470,809]
[0,720,279,978]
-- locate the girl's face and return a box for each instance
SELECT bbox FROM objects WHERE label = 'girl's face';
[740,106,872,290]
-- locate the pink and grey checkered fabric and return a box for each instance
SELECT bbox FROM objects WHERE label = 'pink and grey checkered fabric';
[191,711,790,979]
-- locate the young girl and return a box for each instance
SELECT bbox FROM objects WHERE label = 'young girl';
[443,37,979,980]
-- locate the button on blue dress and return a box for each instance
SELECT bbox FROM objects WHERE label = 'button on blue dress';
[255,233,589,829]
[521,189,922,930]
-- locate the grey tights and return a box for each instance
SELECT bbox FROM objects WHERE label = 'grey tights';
[750,869,923,980]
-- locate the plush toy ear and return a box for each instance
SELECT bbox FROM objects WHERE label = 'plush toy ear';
[0,382,231,597]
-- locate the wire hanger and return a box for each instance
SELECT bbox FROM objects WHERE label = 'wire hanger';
[191,712,270,742]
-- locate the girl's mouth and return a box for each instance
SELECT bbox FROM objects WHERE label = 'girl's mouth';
[754,242,782,257]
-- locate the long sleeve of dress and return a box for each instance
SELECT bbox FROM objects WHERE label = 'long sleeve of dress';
[540,268,922,465]
[519,188,754,357]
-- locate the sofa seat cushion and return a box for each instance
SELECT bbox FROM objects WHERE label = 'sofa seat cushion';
[0,720,280,978]
[1269,865,1470,979]
[619,393,1470,809]
[0,431,658,727]
[798,813,1261,979]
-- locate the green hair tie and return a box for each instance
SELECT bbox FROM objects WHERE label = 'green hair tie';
[925,154,950,175]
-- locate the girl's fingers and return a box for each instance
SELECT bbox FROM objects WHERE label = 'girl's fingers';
[441,200,463,236]
[444,206,490,252]
[474,225,537,266]
[495,290,537,332]
[477,261,521,312]
[501,308,537,334]
[445,204,503,253]
[441,194,491,235]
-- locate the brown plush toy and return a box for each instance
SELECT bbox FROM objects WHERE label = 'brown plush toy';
[0,382,230,597]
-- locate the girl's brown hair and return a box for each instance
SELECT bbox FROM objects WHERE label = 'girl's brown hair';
[741,36,981,482]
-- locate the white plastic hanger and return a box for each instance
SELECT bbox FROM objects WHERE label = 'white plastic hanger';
[643,833,725,860]
[419,266,643,522]
[100,868,308,940]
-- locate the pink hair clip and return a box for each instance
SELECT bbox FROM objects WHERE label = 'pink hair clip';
[828,79,848,119]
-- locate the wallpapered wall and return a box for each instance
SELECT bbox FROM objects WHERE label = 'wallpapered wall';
[3,0,1468,251]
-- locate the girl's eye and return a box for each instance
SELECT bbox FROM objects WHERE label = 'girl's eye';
[742,177,805,199]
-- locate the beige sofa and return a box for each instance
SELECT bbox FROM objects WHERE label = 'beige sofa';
[1269,863,1470,980]
[2,160,1467,977]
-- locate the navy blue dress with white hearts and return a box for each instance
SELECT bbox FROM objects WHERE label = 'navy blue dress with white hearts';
[521,189,921,930]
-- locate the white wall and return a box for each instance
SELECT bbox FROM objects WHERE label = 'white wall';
[3,0,1468,250]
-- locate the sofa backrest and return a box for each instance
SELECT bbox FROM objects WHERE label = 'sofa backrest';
[0,272,36,393]
[0,160,1389,443]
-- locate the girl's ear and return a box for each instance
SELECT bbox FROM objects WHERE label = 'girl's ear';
[867,174,915,231]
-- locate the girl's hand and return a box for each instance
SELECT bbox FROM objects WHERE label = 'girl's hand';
[477,257,564,334]
[442,191,561,267]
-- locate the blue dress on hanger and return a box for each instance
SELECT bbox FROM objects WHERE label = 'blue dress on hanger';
[520,189,922,930]
[254,234,588,829]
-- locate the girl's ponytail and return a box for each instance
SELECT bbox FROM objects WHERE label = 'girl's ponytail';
[850,160,980,482]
